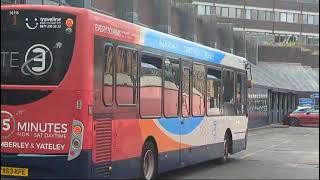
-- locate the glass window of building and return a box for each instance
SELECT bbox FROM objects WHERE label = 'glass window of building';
[237,8,243,18]
[287,13,294,23]
[302,36,307,45]
[307,36,314,44]
[229,8,236,18]
[298,35,307,45]
[221,7,229,17]
[274,34,280,43]
[275,12,280,22]
[216,6,221,16]
[245,9,251,19]
[258,10,266,20]
[206,5,212,15]
[43,0,61,5]
[280,12,287,22]
[270,11,275,21]
[198,5,206,15]
[303,14,308,24]
[314,37,319,45]
[314,15,319,25]
[293,13,299,23]
[251,10,258,20]
[91,0,113,13]
[308,15,314,24]
[25,0,42,4]
[265,11,271,21]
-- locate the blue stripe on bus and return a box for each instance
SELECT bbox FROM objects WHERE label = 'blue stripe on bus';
[157,116,204,135]
[143,30,225,64]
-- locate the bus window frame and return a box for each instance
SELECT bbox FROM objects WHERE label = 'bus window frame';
[102,43,114,107]
[222,68,236,104]
[206,65,223,117]
[236,71,247,103]
[139,51,164,119]
[163,56,181,118]
[115,45,139,107]
[235,71,247,115]
[181,58,192,118]
[192,61,206,117]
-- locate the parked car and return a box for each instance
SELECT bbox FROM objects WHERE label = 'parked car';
[283,106,319,127]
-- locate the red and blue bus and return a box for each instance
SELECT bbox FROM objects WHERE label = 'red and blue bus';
[1,5,249,179]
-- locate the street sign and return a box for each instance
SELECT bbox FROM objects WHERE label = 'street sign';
[299,98,315,107]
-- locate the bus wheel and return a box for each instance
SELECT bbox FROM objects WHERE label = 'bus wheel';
[140,141,158,180]
[216,134,232,164]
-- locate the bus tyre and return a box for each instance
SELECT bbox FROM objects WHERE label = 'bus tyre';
[140,141,158,180]
[216,134,231,164]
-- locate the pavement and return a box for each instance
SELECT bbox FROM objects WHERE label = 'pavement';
[160,126,319,179]
[249,123,289,131]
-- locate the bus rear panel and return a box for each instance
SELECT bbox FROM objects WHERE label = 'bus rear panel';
[1,7,93,178]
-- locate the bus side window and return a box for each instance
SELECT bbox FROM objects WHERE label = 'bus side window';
[182,67,191,117]
[207,68,222,116]
[164,58,180,117]
[140,54,162,117]
[103,44,113,106]
[236,73,246,115]
[222,69,235,115]
[116,47,138,105]
[192,64,205,116]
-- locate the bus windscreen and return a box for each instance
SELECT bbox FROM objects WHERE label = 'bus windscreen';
[1,10,76,85]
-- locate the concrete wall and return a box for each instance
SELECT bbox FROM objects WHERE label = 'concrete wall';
[258,45,319,68]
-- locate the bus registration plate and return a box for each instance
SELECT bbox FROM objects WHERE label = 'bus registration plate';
[1,167,28,177]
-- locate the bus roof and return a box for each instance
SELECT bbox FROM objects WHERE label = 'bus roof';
[1,5,247,70]
[91,9,248,70]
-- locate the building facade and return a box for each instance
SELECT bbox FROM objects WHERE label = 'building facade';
[177,0,319,46]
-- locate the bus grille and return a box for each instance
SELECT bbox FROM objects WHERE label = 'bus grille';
[94,119,112,164]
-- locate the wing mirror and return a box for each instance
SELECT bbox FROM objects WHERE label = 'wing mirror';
[306,112,311,115]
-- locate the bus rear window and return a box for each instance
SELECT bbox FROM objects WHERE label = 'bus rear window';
[1,10,76,85]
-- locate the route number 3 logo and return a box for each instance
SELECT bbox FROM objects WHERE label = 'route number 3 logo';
[21,44,53,76]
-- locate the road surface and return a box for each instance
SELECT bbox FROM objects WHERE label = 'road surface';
[161,127,319,179]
